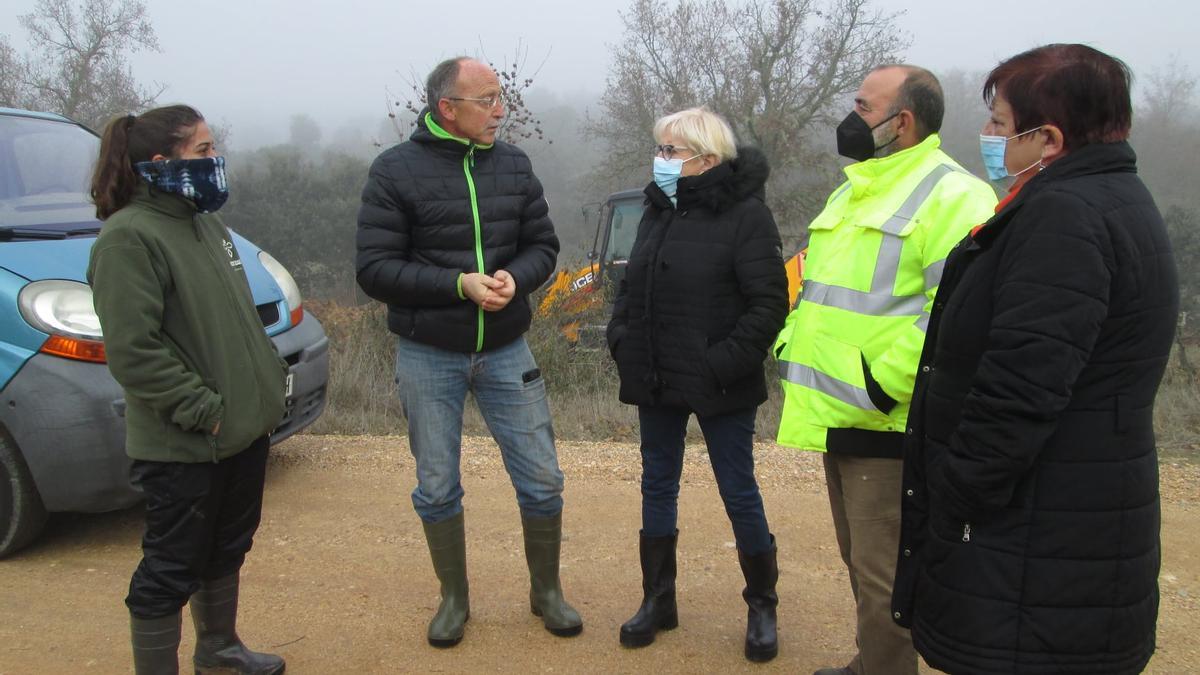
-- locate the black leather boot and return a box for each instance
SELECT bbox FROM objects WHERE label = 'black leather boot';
[190,573,285,674]
[421,511,470,647]
[619,530,678,648]
[738,535,779,662]
[130,611,181,674]
[522,512,584,636]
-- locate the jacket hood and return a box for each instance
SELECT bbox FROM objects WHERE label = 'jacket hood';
[646,145,771,212]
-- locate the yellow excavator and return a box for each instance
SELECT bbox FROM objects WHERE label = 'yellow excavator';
[539,189,805,347]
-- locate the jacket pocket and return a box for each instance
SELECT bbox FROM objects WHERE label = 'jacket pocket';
[807,333,892,426]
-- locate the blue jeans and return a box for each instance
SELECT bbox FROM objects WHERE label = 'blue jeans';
[638,405,772,555]
[395,335,564,523]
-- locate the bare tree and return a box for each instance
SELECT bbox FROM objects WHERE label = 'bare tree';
[934,68,991,179]
[0,37,30,107]
[382,42,551,146]
[15,0,162,128]
[590,0,907,227]
[1132,59,1199,210]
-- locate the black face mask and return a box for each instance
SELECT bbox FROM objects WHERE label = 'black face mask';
[836,111,899,162]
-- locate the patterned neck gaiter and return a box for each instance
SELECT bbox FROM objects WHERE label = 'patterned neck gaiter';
[134,156,229,213]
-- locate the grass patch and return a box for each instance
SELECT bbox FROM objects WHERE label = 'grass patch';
[303,300,1200,459]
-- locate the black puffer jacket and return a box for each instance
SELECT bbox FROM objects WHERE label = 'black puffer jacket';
[607,147,789,416]
[892,142,1178,674]
[356,111,559,353]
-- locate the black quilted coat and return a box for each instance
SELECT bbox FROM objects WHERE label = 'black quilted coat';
[606,147,789,417]
[355,111,559,353]
[892,141,1178,674]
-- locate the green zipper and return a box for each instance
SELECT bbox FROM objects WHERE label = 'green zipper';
[425,112,492,353]
[462,149,486,352]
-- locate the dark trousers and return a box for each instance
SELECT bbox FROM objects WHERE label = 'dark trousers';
[638,405,772,555]
[125,437,270,619]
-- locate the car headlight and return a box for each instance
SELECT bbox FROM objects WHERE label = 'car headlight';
[17,279,106,363]
[258,250,303,326]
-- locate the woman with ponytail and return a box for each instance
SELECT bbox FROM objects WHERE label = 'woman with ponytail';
[86,106,288,675]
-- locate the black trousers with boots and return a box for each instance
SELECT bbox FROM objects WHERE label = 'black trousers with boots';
[126,437,270,619]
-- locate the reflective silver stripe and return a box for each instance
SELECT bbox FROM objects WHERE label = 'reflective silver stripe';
[923,258,946,289]
[779,360,877,412]
[878,164,962,235]
[803,281,927,316]
[872,234,904,294]
[914,312,931,333]
[802,163,965,317]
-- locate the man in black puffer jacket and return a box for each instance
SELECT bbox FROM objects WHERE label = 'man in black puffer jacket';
[356,57,580,648]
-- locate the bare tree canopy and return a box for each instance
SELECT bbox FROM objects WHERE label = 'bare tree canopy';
[591,0,907,225]
[1,0,161,128]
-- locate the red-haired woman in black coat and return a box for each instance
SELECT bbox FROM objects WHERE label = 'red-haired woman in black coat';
[893,44,1178,674]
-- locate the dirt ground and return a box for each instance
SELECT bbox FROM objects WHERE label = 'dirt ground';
[1,434,1198,674]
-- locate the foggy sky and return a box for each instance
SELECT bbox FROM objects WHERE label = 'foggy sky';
[2,0,1196,148]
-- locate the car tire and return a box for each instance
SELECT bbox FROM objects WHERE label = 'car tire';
[0,428,47,558]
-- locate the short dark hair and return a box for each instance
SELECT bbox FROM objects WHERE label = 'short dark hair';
[984,44,1132,151]
[875,64,944,139]
[426,56,469,122]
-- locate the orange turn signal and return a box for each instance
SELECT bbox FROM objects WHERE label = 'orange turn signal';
[40,336,107,363]
[289,305,303,327]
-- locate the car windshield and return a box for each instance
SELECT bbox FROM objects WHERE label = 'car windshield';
[0,114,102,237]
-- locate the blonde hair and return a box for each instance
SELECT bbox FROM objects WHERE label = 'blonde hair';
[653,107,738,162]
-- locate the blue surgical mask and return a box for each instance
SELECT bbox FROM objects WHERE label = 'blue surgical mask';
[135,156,229,213]
[652,155,699,204]
[978,127,1044,181]
[653,156,684,199]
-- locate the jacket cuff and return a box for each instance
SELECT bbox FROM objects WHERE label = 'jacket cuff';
[202,405,224,436]
[861,354,898,414]
[456,273,466,300]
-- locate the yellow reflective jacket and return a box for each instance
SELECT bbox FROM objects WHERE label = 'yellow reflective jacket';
[775,134,997,455]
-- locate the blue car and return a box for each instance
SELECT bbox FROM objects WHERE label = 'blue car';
[0,108,330,557]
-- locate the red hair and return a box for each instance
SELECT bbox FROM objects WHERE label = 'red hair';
[983,44,1132,151]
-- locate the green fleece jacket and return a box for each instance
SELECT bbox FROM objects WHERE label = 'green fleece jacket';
[87,183,287,462]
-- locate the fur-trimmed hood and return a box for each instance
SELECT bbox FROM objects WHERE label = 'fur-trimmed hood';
[645,145,771,213]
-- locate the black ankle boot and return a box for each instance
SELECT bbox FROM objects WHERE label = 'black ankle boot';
[738,535,779,662]
[619,530,678,648]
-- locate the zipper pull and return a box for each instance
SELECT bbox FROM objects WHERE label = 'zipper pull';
[962,522,972,543]
[468,146,476,168]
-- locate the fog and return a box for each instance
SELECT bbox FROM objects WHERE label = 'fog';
[2,0,1196,148]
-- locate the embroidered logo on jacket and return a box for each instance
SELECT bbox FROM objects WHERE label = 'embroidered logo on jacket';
[222,239,243,270]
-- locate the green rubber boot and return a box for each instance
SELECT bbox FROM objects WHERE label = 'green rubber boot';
[190,573,285,674]
[130,611,181,674]
[422,511,470,647]
[522,512,583,637]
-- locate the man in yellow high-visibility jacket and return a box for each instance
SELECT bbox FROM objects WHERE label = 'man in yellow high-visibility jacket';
[776,65,997,675]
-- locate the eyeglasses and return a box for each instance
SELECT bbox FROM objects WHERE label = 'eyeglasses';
[654,144,694,159]
[446,94,506,110]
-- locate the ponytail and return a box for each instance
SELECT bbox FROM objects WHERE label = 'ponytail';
[89,105,206,220]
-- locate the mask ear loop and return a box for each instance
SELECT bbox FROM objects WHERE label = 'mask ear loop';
[1009,126,1049,177]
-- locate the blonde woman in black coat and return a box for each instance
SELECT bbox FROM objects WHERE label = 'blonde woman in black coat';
[607,107,789,662]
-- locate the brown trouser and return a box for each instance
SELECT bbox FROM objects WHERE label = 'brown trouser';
[823,453,917,675]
